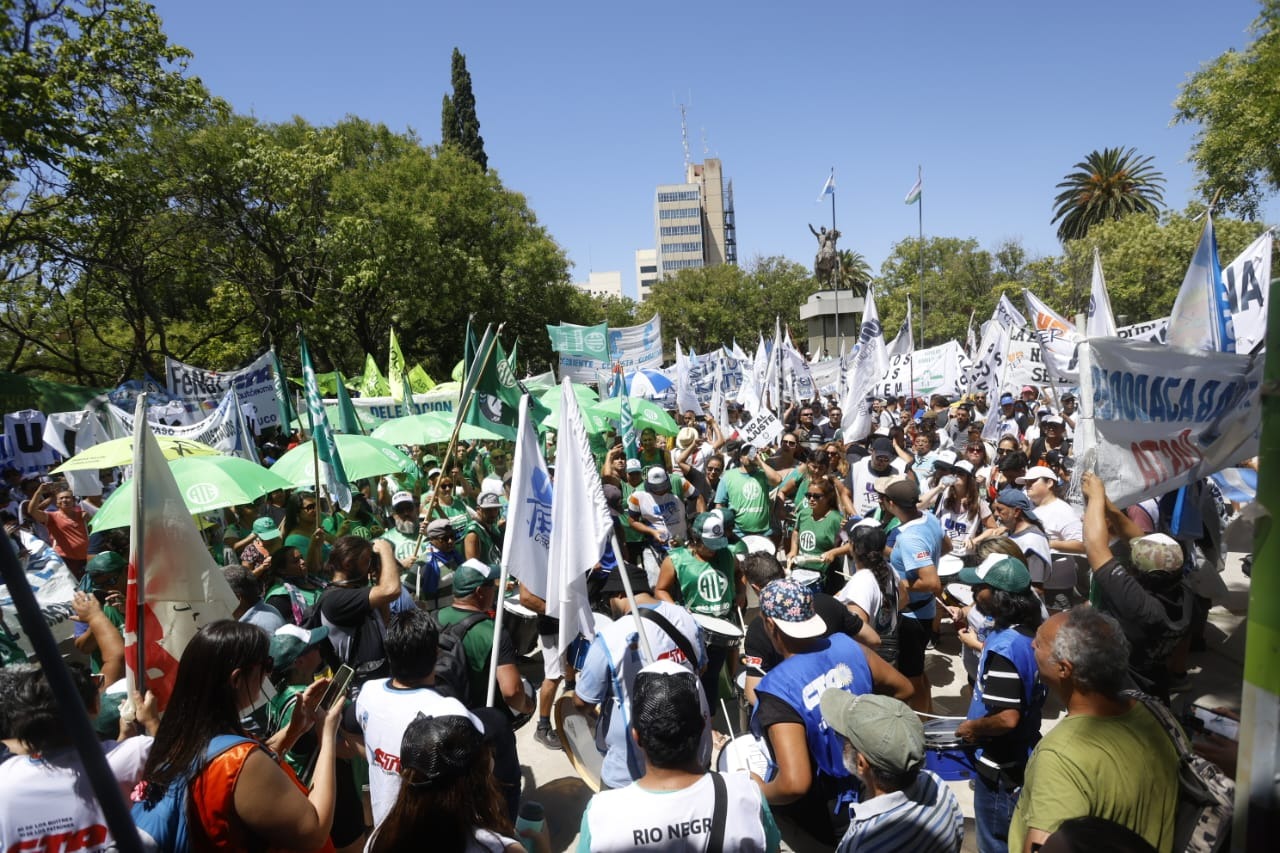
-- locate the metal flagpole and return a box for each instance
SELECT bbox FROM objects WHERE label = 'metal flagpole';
[831,166,841,353]
[917,165,925,349]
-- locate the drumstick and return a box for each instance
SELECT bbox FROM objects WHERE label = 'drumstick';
[719,699,737,738]
[736,606,747,631]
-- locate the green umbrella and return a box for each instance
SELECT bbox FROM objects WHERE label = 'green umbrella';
[590,397,679,437]
[88,456,295,531]
[52,436,220,473]
[536,383,599,405]
[371,411,503,445]
[540,397,610,435]
[271,433,418,487]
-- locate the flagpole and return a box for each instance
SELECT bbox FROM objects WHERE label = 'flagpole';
[611,530,654,663]
[131,394,148,695]
[917,165,924,349]
[413,324,506,579]
[831,167,841,353]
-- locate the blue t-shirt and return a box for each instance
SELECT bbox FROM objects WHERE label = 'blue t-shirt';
[890,514,943,620]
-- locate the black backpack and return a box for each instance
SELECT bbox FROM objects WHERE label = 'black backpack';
[430,611,489,707]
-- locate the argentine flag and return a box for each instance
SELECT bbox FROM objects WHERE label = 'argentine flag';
[817,170,835,202]
[1167,212,1236,353]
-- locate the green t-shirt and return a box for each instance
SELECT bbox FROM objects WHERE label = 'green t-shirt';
[620,481,644,543]
[267,684,311,775]
[793,504,843,569]
[667,547,736,618]
[719,469,771,535]
[380,528,428,565]
[464,519,501,563]
[436,606,498,706]
[1009,703,1180,853]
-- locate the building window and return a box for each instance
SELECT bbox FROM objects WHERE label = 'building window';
[660,224,701,237]
[661,241,703,254]
[658,207,701,220]
[639,265,658,274]
[656,190,700,203]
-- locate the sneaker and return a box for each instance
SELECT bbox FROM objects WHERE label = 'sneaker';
[534,726,563,751]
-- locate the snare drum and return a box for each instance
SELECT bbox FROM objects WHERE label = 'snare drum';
[555,695,603,792]
[920,716,975,781]
[944,583,975,607]
[715,732,776,781]
[692,612,745,648]
[740,535,777,557]
[936,554,965,578]
[501,598,539,657]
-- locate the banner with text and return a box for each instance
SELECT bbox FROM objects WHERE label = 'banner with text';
[556,315,664,382]
[108,391,256,459]
[1080,336,1262,506]
[164,351,281,431]
[874,341,966,399]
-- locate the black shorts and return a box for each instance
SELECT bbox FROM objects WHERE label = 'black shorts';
[896,616,930,678]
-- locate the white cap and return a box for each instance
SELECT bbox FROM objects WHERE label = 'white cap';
[391,490,415,506]
[1016,466,1059,485]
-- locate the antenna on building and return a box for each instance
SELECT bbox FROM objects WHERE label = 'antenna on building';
[679,102,691,169]
[701,127,709,156]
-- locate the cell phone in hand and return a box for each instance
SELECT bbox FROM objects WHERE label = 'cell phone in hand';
[319,665,355,711]
[1191,705,1239,741]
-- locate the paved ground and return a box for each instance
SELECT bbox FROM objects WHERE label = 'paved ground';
[511,554,1251,852]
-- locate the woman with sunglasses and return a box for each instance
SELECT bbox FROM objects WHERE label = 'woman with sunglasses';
[963,441,992,491]
[787,477,847,594]
[282,492,326,543]
[920,454,995,559]
[135,620,343,852]
[823,442,849,481]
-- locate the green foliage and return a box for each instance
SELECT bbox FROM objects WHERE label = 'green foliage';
[1174,0,1280,218]
[837,249,872,294]
[1061,205,1269,324]
[645,256,816,354]
[440,47,487,171]
[1051,147,1165,242]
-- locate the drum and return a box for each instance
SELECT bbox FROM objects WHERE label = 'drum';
[789,568,823,593]
[945,583,974,607]
[554,695,603,792]
[740,535,777,556]
[715,732,776,781]
[920,716,975,782]
[936,554,965,578]
[692,612,745,648]
[501,598,539,657]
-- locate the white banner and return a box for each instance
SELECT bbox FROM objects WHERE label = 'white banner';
[343,388,460,423]
[809,357,844,398]
[164,351,281,431]
[557,315,664,382]
[740,409,783,449]
[0,541,79,658]
[965,319,1011,396]
[1223,230,1273,354]
[108,391,256,458]
[1001,328,1064,389]
[874,341,965,400]
[1117,317,1169,343]
[1080,337,1262,506]
[1023,290,1080,385]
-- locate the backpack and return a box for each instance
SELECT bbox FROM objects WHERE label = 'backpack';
[1126,691,1234,853]
[132,734,255,852]
[430,611,489,707]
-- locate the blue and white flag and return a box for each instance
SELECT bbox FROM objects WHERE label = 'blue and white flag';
[886,298,914,359]
[1086,248,1119,338]
[840,288,889,440]
[501,396,553,595]
[1167,212,1235,353]
[817,169,835,202]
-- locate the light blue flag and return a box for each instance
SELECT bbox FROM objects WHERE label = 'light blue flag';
[1167,212,1236,353]
[817,169,835,202]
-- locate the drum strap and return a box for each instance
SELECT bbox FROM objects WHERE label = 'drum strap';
[638,607,698,668]
[707,771,727,853]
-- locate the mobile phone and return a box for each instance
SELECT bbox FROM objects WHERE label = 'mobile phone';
[319,664,355,711]
[1191,705,1239,741]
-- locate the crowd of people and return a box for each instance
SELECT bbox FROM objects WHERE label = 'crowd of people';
[0,381,1249,852]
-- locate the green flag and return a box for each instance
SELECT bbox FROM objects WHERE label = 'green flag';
[463,331,522,439]
[546,322,609,360]
[334,371,364,435]
[270,348,297,434]
[300,335,351,509]
[408,364,436,393]
[359,353,389,397]
[388,328,409,402]
[506,339,519,376]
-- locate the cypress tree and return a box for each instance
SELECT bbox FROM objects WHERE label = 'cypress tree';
[440,47,487,171]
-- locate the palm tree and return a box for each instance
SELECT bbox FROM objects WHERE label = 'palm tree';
[837,249,873,296]
[1051,147,1165,241]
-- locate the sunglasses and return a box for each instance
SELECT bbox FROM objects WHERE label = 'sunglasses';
[302,503,317,511]
[781,439,797,446]
[805,492,824,500]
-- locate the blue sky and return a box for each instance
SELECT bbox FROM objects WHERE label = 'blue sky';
[151,0,1276,300]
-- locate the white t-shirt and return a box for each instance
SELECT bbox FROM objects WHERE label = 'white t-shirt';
[580,770,778,852]
[935,502,991,557]
[0,736,152,852]
[1010,526,1053,585]
[354,678,483,827]
[849,458,906,516]
[628,482,696,543]
[836,570,882,622]
[1034,497,1083,544]
[366,826,518,853]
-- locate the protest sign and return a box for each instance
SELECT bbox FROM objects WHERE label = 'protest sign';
[345,386,460,423]
[553,316,664,382]
[165,351,281,431]
[1079,336,1262,507]
[0,541,78,658]
[874,341,965,399]
[1222,230,1272,353]
[740,409,782,449]
[108,390,256,459]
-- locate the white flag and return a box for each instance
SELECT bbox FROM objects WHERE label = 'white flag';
[840,288,889,441]
[1022,289,1081,384]
[886,298,914,359]
[124,398,238,710]
[1086,249,1119,338]
[547,380,613,655]
[674,340,705,417]
[1221,230,1272,354]
[502,396,553,595]
[1167,212,1235,353]
[995,293,1027,331]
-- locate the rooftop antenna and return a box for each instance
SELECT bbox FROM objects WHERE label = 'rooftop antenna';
[701,127,709,156]
[679,102,691,170]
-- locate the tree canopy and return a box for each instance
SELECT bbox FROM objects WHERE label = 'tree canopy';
[1051,147,1165,242]
[440,47,487,171]
[1175,0,1280,219]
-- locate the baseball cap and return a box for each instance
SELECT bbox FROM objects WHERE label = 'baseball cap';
[871,437,895,457]
[760,579,826,639]
[691,511,729,550]
[86,551,125,577]
[1021,385,1038,397]
[931,450,959,471]
[676,426,699,449]
[476,490,502,509]
[999,393,1015,405]
[645,467,670,490]
[957,554,1032,592]
[425,518,456,539]
[819,691,925,774]
[995,487,1041,525]
[269,623,329,672]
[1061,392,1076,401]
[400,712,485,785]
[625,458,643,474]
[1041,415,1065,427]
[600,562,652,595]
[883,478,920,507]
[452,558,500,596]
[602,483,623,518]
[873,473,907,495]
[427,468,443,480]
[391,490,415,507]
[252,517,281,541]
[1129,533,1183,574]
[1016,466,1059,485]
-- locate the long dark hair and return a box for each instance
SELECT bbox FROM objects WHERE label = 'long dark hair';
[139,620,269,805]
[851,524,895,603]
[368,717,512,853]
[939,468,981,516]
[282,491,311,539]
[327,535,373,579]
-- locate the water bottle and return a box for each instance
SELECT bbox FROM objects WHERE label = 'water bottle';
[515,800,545,853]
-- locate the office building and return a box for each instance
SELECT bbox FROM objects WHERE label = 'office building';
[573,270,624,301]
[653,157,737,279]
[635,249,659,302]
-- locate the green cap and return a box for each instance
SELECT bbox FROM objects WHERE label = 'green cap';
[86,551,126,576]
[284,533,312,552]
[269,624,329,672]
[452,558,500,597]
[956,555,1032,593]
[252,517,282,541]
[819,691,925,774]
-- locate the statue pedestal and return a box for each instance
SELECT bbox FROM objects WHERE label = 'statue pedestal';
[799,290,865,356]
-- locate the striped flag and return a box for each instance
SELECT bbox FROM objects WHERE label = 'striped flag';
[300,334,352,510]
[388,328,409,402]
[904,170,922,205]
[1167,212,1236,353]
[817,169,835,202]
[611,363,639,461]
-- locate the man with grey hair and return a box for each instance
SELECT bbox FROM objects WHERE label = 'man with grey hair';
[1010,606,1179,853]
